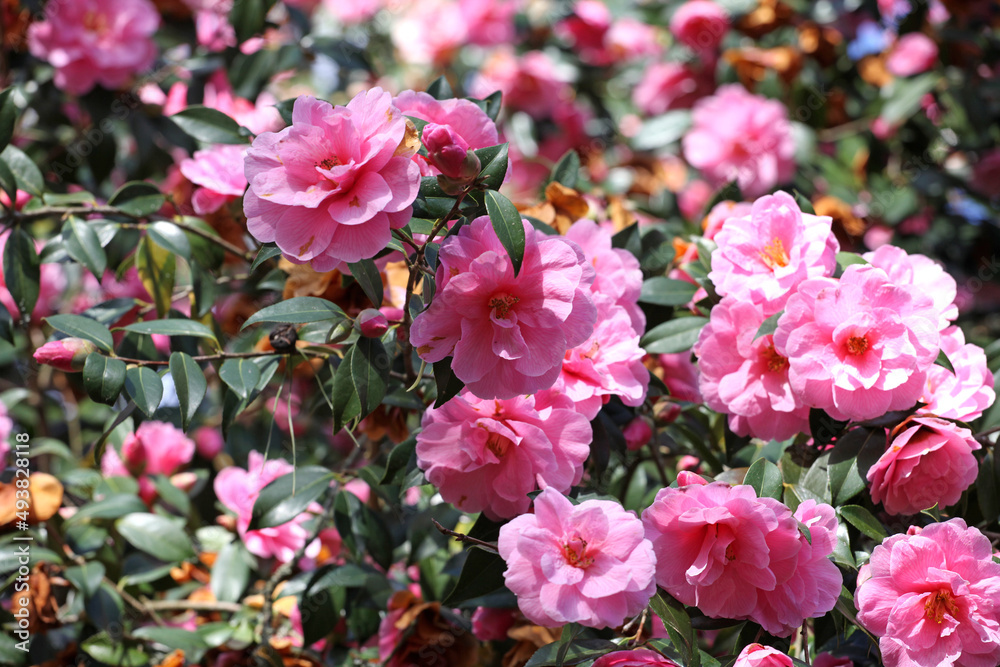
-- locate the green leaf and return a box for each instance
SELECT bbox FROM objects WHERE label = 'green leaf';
[125,366,163,417]
[976,452,999,524]
[83,354,126,406]
[350,337,390,420]
[115,512,196,562]
[136,236,176,318]
[442,546,507,605]
[484,188,525,275]
[63,216,107,279]
[67,494,147,524]
[346,258,384,308]
[0,145,42,195]
[880,73,940,126]
[250,244,282,273]
[549,150,580,189]
[241,296,346,329]
[476,143,509,192]
[121,318,218,342]
[839,505,888,542]
[65,561,106,598]
[754,311,784,341]
[432,356,465,408]
[132,627,209,654]
[250,467,334,530]
[108,181,166,217]
[649,592,698,667]
[219,358,262,400]
[0,155,17,204]
[333,490,394,570]
[170,352,207,430]
[44,314,113,352]
[745,458,783,501]
[82,633,147,667]
[171,105,247,144]
[525,639,618,667]
[2,226,39,318]
[0,87,16,153]
[828,452,867,506]
[639,277,699,306]
[631,111,692,151]
[332,352,362,432]
[211,541,251,603]
[835,252,868,272]
[935,348,955,374]
[792,190,816,214]
[147,221,192,259]
[641,317,708,354]
[426,75,453,100]
[381,436,417,485]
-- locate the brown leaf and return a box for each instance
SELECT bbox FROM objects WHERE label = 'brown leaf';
[154,649,186,667]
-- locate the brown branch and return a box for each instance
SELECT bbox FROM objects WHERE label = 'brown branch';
[432,518,499,553]
[142,599,245,613]
[113,350,282,367]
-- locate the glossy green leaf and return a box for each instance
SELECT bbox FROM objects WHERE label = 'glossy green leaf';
[548,149,581,189]
[81,633,147,667]
[63,216,107,279]
[839,505,888,542]
[641,317,708,354]
[44,314,113,352]
[170,352,207,430]
[476,143,509,192]
[754,311,784,341]
[346,258,384,308]
[2,226,39,318]
[171,105,247,144]
[241,296,346,329]
[108,181,166,217]
[0,87,16,153]
[639,277,699,306]
[745,458,783,501]
[442,546,507,605]
[121,318,217,342]
[350,337,390,420]
[333,490,394,570]
[219,357,262,401]
[210,541,251,603]
[426,75,453,100]
[136,236,176,318]
[125,366,163,417]
[83,354,126,406]
[484,188,525,275]
[65,561,106,598]
[115,512,196,562]
[250,466,334,530]
[147,221,192,259]
[632,110,692,151]
[0,145,43,195]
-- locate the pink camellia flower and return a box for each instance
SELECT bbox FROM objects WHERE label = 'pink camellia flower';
[679,181,714,221]
[471,607,517,641]
[886,33,938,77]
[702,200,753,240]
[200,70,283,135]
[623,417,653,451]
[774,264,941,422]
[670,0,729,54]
[642,481,840,636]
[183,0,236,51]
[867,416,980,516]
[565,219,645,331]
[27,0,160,95]
[321,0,383,24]
[179,144,247,215]
[733,644,792,667]
[244,89,421,271]
[214,451,322,562]
[33,338,98,372]
[920,326,995,421]
[633,62,710,116]
[862,244,957,330]
[695,296,810,442]
[0,189,31,211]
[0,402,13,468]
[470,48,575,120]
[682,85,796,198]
[813,653,854,667]
[543,295,649,420]
[556,1,659,66]
[411,215,596,400]
[393,90,499,178]
[416,390,590,519]
[192,426,225,459]
[855,518,1000,667]
[102,421,196,503]
[498,486,657,629]
[592,649,681,667]
[657,352,703,403]
[710,191,839,314]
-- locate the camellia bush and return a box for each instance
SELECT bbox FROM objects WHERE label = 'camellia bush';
[2,0,1000,666]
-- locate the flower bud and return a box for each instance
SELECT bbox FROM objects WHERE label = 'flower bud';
[193,426,224,459]
[622,416,653,451]
[355,308,389,338]
[33,338,98,372]
[328,319,353,344]
[423,123,481,195]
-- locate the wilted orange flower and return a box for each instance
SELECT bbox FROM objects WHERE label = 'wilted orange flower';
[814,195,866,237]
[516,182,590,234]
[0,472,63,525]
[737,0,794,38]
[724,46,802,89]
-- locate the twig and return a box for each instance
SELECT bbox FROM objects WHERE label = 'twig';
[113,350,283,367]
[141,599,245,613]
[431,518,499,553]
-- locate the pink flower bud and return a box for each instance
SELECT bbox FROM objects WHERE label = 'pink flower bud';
[623,416,653,451]
[193,426,225,458]
[422,123,481,193]
[356,308,389,338]
[0,189,31,211]
[33,338,98,372]
[676,470,708,486]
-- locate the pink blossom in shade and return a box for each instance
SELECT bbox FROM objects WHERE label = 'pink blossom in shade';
[887,33,938,77]
[0,189,31,211]
[623,417,653,451]
[411,215,597,400]
[183,0,236,51]
[863,244,957,330]
[460,0,521,48]
[470,48,575,120]
[213,451,322,562]
[592,649,681,667]
[0,402,12,468]
[471,607,517,641]
[679,180,714,221]
[415,390,591,520]
[633,62,711,117]
[641,482,806,629]
[752,500,843,636]
[198,70,283,135]
[866,416,981,516]
[657,352,703,403]
[695,296,810,442]
[27,0,160,95]
[243,89,421,271]
[179,144,248,215]
[390,0,468,66]
[670,1,730,54]
[709,191,839,314]
[971,148,1000,199]
[682,85,796,198]
[732,644,793,667]
[393,90,499,177]
[920,327,995,421]
[564,219,645,331]
[556,1,659,66]
[321,0,383,24]
[545,295,648,420]
[702,200,752,240]
[192,426,225,459]
[101,421,196,503]
[773,264,941,422]
[498,487,657,629]
[813,654,854,667]
[855,518,1000,667]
